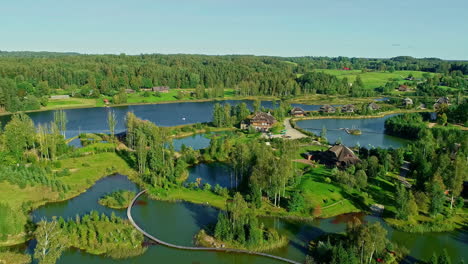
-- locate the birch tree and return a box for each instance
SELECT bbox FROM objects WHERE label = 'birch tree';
[34,218,67,264]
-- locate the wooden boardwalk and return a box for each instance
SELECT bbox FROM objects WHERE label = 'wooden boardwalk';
[127,190,302,264]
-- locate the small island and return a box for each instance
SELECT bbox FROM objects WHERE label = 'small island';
[98,190,136,209]
[195,193,288,252]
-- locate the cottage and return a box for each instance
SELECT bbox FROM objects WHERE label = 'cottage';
[433,96,450,110]
[125,89,135,94]
[50,95,70,100]
[152,86,170,93]
[402,97,413,106]
[319,105,336,113]
[398,85,409,92]
[341,104,355,113]
[290,107,306,117]
[368,102,380,111]
[103,99,110,105]
[249,112,277,132]
[326,144,360,167]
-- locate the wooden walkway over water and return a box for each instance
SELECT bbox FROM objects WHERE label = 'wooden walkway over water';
[127,190,302,264]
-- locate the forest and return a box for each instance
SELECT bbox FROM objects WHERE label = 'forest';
[0,52,467,112]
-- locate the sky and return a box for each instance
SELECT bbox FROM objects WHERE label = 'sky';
[1,0,467,59]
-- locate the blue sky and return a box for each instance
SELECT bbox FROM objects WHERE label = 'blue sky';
[1,0,467,59]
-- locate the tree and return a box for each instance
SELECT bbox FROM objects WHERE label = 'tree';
[320,125,327,140]
[107,109,118,138]
[34,218,68,264]
[447,156,466,209]
[348,222,388,264]
[253,99,261,113]
[429,180,446,216]
[53,110,67,138]
[355,170,368,190]
[3,113,35,160]
[288,191,305,212]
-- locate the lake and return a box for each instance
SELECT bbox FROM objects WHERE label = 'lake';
[30,174,467,264]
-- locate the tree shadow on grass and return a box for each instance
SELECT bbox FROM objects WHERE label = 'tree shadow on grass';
[116,150,137,170]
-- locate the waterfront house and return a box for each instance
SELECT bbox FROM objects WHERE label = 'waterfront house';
[341,104,355,113]
[290,107,306,117]
[368,102,380,111]
[319,105,336,114]
[402,97,413,106]
[249,112,277,132]
[152,86,170,93]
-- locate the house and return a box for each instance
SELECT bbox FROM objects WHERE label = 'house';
[50,95,70,100]
[326,144,361,167]
[248,112,277,132]
[402,97,413,106]
[319,105,336,113]
[125,89,135,94]
[152,86,170,93]
[290,107,306,117]
[404,76,415,81]
[368,102,380,111]
[341,104,355,113]
[398,85,409,92]
[343,67,351,71]
[433,96,450,110]
[103,99,110,105]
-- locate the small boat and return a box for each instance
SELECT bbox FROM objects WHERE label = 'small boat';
[182,117,186,120]
[345,127,362,135]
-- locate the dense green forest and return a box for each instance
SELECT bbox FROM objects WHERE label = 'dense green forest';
[0,52,467,112]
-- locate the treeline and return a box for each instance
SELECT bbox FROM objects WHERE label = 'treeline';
[34,211,145,264]
[287,56,468,74]
[384,113,427,139]
[1,52,467,112]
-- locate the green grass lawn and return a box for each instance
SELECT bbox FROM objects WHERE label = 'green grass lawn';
[43,98,98,110]
[312,69,434,89]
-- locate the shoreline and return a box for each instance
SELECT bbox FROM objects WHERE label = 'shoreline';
[0,95,390,117]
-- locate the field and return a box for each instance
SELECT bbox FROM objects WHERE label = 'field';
[312,69,434,89]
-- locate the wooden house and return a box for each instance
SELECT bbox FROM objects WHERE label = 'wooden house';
[249,112,277,132]
[319,105,336,114]
[398,85,409,92]
[152,86,170,93]
[368,102,380,111]
[433,96,450,110]
[290,107,306,117]
[326,144,360,167]
[341,104,355,113]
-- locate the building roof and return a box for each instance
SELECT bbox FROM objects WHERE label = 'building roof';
[368,102,380,110]
[341,104,355,112]
[251,112,276,124]
[320,105,336,112]
[435,96,450,104]
[403,97,413,104]
[290,107,305,114]
[152,86,170,92]
[328,144,360,165]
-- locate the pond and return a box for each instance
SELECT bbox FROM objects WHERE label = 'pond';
[28,175,467,264]
[295,115,408,148]
[186,162,235,189]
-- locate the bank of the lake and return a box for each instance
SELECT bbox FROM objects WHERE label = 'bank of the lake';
[29,175,468,264]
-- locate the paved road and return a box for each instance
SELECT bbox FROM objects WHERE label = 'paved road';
[268,118,308,140]
[127,190,301,264]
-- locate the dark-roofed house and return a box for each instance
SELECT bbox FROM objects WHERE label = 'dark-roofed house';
[152,86,170,93]
[249,112,277,132]
[326,144,361,167]
[319,105,336,113]
[341,104,355,113]
[368,102,380,111]
[402,97,413,106]
[290,107,306,117]
[433,96,450,110]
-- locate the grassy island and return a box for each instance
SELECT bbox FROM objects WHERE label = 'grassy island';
[98,190,136,209]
